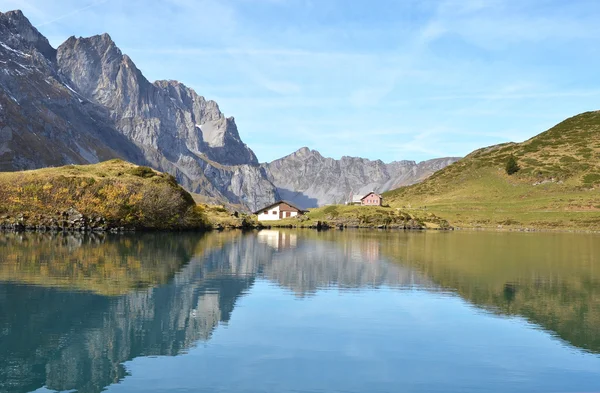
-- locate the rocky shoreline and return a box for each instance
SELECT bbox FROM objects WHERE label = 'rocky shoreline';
[0,208,132,233]
[0,207,264,233]
[262,219,451,231]
[0,212,447,233]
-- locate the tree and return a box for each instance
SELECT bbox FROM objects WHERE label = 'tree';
[505,155,520,175]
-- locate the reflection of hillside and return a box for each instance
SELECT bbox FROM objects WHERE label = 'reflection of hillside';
[0,232,255,393]
[0,232,199,295]
[256,230,600,354]
[373,231,600,354]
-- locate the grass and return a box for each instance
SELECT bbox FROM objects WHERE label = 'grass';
[384,111,600,231]
[0,159,209,230]
[196,204,258,229]
[264,204,451,229]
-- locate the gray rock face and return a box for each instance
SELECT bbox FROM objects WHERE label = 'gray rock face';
[262,147,460,208]
[0,10,55,60]
[56,35,257,166]
[0,10,276,211]
[0,11,142,171]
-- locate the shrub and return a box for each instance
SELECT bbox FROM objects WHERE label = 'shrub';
[582,173,600,185]
[129,166,156,178]
[505,155,520,175]
[322,205,338,215]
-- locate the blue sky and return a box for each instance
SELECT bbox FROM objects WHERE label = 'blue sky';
[2,0,600,163]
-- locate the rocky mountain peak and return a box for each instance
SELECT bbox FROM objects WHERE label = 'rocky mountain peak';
[294,147,322,159]
[0,9,55,60]
[62,33,118,52]
[57,33,150,112]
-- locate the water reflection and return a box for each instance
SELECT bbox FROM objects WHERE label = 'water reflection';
[0,230,599,392]
[0,231,426,393]
[257,229,298,250]
[0,232,198,295]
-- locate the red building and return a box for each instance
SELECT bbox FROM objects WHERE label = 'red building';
[360,192,383,206]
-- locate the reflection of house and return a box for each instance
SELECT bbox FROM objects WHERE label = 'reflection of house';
[361,192,383,206]
[254,201,307,221]
[257,230,298,250]
[363,240,380,263]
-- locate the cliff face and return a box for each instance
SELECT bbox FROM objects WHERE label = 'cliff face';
[56,34,257,166]
[0,10,276,211]
[262,147,460,207]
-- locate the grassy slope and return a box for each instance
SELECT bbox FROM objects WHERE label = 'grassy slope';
[384,111,600,230]
[196,203,258,228]
[0,160,208,230]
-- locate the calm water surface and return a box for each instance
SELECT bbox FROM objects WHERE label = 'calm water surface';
[1,230,599,392]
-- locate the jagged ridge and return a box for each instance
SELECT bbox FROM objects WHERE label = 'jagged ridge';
[262,147,459,207]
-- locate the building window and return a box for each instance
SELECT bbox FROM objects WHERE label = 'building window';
[272,210,277,215]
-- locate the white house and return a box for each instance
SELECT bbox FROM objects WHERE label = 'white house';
[350,195,364,205]
[254,201,307,221]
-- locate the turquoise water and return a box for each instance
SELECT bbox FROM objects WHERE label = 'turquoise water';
[1,230,599,392]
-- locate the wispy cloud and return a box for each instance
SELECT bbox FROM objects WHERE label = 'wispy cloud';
[34,0,110,27]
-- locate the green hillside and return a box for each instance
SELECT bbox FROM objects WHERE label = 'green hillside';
[384,111,600,230]
[0,160,208,230]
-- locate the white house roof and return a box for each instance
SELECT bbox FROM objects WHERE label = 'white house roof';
[253,200,307,215]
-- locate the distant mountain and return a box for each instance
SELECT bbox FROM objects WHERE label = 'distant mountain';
[262,147,459,208]
[0,10,276,211]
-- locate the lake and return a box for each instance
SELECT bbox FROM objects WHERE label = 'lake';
[1,229,599,393]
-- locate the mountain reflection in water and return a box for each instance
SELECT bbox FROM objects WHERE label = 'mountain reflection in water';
[0,230,426,393]
[0,230,599,393]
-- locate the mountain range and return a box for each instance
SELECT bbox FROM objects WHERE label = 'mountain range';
[263,147,458,207]
[0,10,458,211]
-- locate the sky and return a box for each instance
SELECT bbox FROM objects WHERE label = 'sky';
[1,0,600,163]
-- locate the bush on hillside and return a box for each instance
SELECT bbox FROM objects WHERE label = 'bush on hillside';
[583,173,600,185]
[129,166,157,178]
[505,155,520,175]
